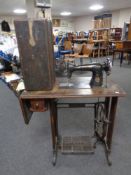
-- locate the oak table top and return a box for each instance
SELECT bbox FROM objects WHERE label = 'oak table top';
[20,77,126,99]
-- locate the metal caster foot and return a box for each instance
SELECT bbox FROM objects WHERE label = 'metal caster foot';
[104,143,112,166]
[93,139,97,148]
[52,151,57,166]
[106,152,112,166]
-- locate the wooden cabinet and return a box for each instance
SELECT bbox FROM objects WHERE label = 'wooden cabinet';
[110,28,122,41]
[115,41,131,49]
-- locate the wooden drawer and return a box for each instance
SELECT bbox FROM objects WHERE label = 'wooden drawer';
[30,99,47,112]
[116,42,123,49]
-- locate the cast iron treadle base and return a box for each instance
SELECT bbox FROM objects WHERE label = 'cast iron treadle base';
[61,136,94,154]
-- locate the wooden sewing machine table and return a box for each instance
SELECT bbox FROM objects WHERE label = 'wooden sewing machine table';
[19,77,126,166]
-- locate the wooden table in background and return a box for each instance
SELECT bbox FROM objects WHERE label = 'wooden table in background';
[93,40,106,57]
[112,41,131,66]
[65,53,89,65]
[113,48,131,66]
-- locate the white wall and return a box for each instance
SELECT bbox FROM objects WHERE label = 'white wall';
[74,15,93,32]
[74,8,131,31]
[111,10,120,28]
[0,15,75,33]
[1,7,131,33]
[53,17,75,32]
[119,8,131,27]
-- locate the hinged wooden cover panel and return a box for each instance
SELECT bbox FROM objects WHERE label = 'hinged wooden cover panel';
[14,19,55,91]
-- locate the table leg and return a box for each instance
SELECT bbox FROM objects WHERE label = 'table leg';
[104,97,118,165]
[105,97,110,117]
[120,52,123,67]
[112,51,115,66]
[102,97,111,139]
[80,57,83,66]
[49,99,58,165]
[107,97,118,150]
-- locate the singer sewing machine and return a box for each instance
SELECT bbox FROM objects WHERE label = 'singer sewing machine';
[15,19,126,167]
[67,59,112,87]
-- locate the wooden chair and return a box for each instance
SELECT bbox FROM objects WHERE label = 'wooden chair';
[100,41,109,56]
[62,40,75,67]
[78,43,94,64]
[60,40,73,59]
[64,40,72,51]
[80,43,94,55]
[92,46,99,57]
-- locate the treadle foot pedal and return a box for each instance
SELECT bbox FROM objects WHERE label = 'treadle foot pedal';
[61,136,94,154]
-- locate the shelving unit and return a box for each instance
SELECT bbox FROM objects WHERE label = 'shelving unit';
[110,28,122,41]
[94,14,112,29]
[89,28,110,40]
[89,28,122,41]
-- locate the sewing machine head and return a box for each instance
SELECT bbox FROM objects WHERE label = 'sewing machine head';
[67,58,112,87]
[103,58,112,76]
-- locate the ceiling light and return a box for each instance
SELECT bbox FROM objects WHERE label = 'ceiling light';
[89,4,104,11]
[13,9,26,14]
[60,11,72,16]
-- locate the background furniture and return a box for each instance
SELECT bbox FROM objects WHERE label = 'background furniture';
[110,28,122,41]
[113,41,131,66]
[128,20,131,40]
[94,14,112,29]
[89,28,109,41]
[122,22,130,40]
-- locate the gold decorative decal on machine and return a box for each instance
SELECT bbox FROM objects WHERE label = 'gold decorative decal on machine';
[95,74,100,83]
[28,21,36,47]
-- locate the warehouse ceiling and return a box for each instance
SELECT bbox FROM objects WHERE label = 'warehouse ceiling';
[0,0,131,16]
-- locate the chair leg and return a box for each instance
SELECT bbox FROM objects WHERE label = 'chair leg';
[93,51,95,58]
[90,57,92,63]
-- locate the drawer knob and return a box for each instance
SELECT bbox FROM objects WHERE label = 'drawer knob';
[35,103,39,107]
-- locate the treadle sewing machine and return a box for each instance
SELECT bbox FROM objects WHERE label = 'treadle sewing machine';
[67,58,111,87]
[15,19,126,166]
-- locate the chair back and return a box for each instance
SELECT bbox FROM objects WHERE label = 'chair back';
[73,43,82,53]
[64,40,72,50]
[80,43,94,55]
